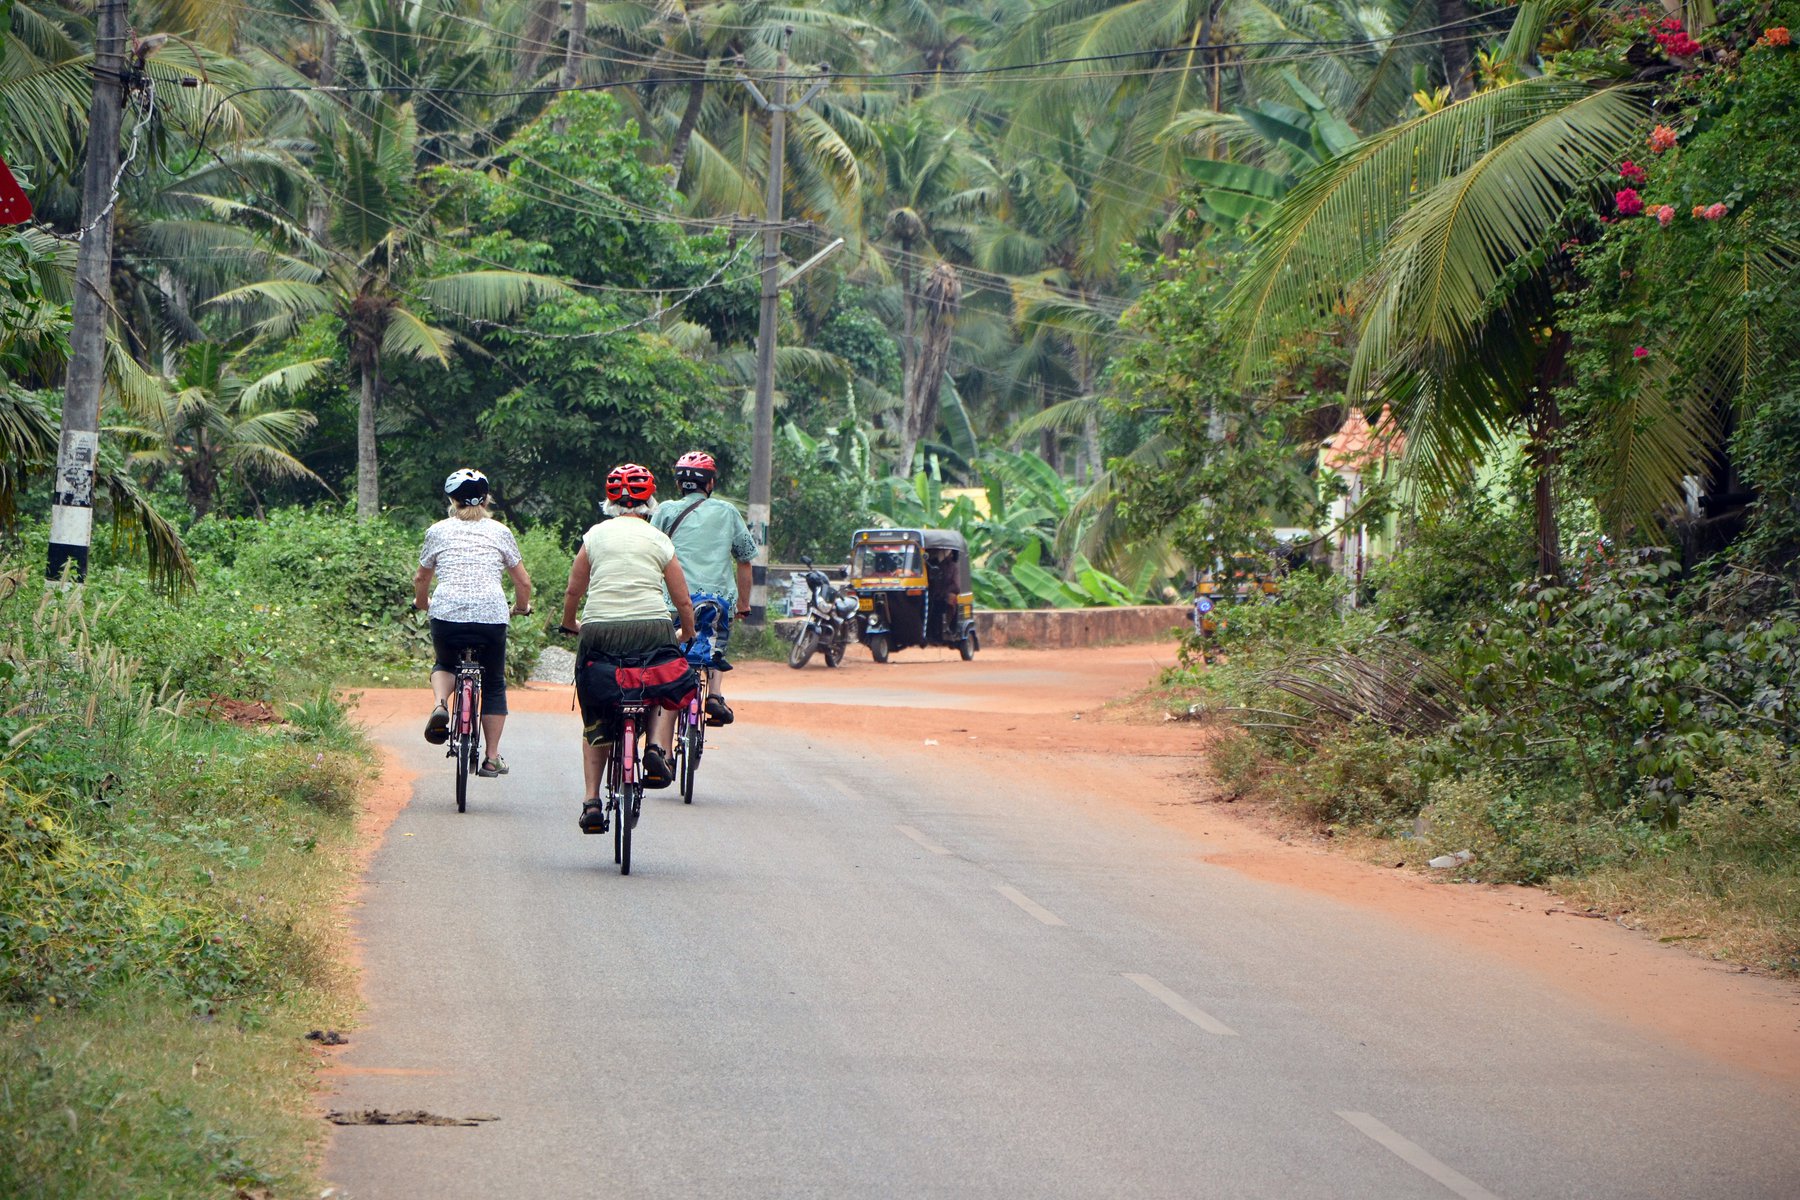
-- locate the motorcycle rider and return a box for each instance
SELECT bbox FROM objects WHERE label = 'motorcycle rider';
[653,450,756,726]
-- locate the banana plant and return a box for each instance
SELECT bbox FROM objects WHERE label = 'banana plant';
[1166,70,1361,226]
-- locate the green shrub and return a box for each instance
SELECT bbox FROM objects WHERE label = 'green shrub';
[1289,722,1431,830]
[1371,483,1532,635]
[1449,554,1800,818]
[1418,771,1620,883]
[0,568,362,1010]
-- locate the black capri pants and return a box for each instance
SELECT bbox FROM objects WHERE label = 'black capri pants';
[429,619,509,715]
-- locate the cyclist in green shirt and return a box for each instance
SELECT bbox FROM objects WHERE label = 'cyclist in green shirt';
[654,451,756,726]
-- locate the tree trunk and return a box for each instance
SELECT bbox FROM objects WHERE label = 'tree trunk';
[309,13,336,242]
[897,262,962,477]
[1439,0,1475,99]
[552,0,587,133]
[560,0,587,90]
[513,0,560,83]
[185,456,215,520]
[357,362,380,522]
[1528,331,1570,579]
[669,79,706,181]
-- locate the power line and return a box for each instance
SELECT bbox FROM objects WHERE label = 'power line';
[172,13,1523,169]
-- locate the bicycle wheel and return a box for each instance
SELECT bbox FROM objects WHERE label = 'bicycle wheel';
[619,782,636,875]
[679,719,701,804]
[612,784,622,863]
[454,740,469,813]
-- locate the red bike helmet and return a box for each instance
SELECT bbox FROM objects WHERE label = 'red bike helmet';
[605,462,657,505]
[673,450,717,494]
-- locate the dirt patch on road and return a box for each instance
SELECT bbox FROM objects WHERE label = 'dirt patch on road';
[731,645,1800,1089]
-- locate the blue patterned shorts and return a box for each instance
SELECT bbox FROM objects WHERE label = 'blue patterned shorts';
[684,592,734,671]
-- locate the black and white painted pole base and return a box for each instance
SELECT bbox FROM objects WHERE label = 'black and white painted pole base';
[746,499,770,625]
[46,430,97,585]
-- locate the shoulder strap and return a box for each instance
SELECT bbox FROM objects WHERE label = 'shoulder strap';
[663,495,708,541]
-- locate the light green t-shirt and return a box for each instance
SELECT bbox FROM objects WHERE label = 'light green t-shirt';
[580,515,675,623]
[651,493,758,605]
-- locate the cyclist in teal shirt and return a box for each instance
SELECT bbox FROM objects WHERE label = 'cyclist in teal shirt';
[654,451,757,725]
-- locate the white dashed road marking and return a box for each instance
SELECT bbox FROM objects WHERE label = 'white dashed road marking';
[1122,973,1238,1036]
[895,824,951,855]
[1337,1111,1504,1200]
[995,884,1066,926]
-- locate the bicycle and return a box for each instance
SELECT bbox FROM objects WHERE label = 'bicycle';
[448,646,483,813]
[671,599,722,805]
[602,698,650,875]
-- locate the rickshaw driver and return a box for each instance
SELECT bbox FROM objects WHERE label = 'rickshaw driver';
[926,545,959,640]
[653,450,756,726]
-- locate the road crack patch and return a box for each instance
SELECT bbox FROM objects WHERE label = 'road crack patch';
[326,1109,499,1127]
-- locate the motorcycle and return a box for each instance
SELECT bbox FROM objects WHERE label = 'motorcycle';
[787,556,860,669]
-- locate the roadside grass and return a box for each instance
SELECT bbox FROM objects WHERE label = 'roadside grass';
[1185,708,1800,977]
[1557,747,1800,975]
[3,570,365,1199]
[0,991,344,1200]
[1147,554,1800,978]
[732,622,799,663]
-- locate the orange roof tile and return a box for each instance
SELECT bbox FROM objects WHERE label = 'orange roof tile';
[1320,406,1406,472]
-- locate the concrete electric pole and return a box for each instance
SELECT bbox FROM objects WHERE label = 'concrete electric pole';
[47,0,129,585]
[738,30,826,623]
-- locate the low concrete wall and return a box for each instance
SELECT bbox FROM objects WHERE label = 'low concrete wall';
[772,605,1187,650]
[974,605,1188,649]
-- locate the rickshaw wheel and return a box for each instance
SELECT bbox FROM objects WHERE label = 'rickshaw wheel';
[959,632,975,661]
[867,633,890,664]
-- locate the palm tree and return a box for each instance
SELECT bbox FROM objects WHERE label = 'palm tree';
[209,101,569,519]
[1226,75,1652,575]
[986,0,1461,275]
[110,343,331,519]
[0,230,191,588]
[863,107,995,472]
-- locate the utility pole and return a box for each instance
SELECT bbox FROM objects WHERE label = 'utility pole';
[48,0,129,586]
[738,30,825,624]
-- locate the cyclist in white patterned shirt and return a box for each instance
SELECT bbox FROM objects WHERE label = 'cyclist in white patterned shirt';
[413,469,531,776]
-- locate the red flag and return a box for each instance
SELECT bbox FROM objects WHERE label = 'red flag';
[0,156,33,225]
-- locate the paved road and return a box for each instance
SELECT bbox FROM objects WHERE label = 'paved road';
[330,668,1800,1199]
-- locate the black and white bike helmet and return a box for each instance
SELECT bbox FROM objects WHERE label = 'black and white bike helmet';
[444,468,490,506]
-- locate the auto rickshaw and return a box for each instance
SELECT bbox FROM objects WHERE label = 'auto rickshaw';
[848,528,977,662]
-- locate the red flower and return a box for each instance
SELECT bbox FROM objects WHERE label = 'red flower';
[1648,125,1679,153]
[1668,33,1703,56]
[1658,15,1684,31]
[1762,26,1791,47]
[1703,202,1729,220]
[1619,160,1648,184]
[1614,188,1645,216]
[1654,204,1674,226]
[1633,346,1649,359]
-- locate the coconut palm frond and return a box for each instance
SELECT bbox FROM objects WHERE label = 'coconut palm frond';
[1350,84,1648,392]
[207,278,335,318]
[413,269,572,323]
[1010,393,1103,442]
[380,306,454,365]
[1228,78,1646,378]
[1598,242,1800,529]
[99,456,196,594]
[238,357,333,408]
